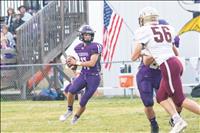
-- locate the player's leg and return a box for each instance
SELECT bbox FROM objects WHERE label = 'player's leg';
[63,83,70,98]
[181,98,200,114]
[145,107,159,133]
[157,92,187,133]
[71,106,86,125]
[153,71,181,128]
[158,58,187,133]
[60,75,86,122]
[158,97,187,133]
[68,74,86,110]
[63,91,67,97]
[71,74,100,124]
[168,98,183,127]
[64,84,71,110]
[59,84,71,121]
[136,72,159,133]
[169,58,200,115]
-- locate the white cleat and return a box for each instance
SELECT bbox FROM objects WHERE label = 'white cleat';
[71,116,79,125]
[169,118,187,133]
[59,111,72,122]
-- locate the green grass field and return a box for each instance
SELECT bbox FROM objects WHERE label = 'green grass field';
[1,97,200,133]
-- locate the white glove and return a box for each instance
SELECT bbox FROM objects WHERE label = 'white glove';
[149,60,159,69]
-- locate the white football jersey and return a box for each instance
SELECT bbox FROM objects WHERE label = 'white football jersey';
[134,24,176,65]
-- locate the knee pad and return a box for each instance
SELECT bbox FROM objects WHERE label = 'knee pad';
[79,96,90,107]
[79,100,86,107]
[64,84,71,93]
[143,99,154,107]
[68,89,76,95]
[68,85,78,94]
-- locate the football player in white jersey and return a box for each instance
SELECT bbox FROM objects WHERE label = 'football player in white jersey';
[132,7,200,133]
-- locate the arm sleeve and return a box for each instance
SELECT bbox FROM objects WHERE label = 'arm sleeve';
[91,43,103,54]
[134,27,151,45]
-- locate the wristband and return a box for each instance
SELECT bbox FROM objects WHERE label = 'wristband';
[76,61,82,66]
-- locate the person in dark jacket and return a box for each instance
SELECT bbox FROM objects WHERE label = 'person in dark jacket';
[4,8,15,34]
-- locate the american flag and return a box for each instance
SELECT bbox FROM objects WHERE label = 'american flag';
[103,1,123,70]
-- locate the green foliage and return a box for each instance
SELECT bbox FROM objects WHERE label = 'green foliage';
[1,97,200,133]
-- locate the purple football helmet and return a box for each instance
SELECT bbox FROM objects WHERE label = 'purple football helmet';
[78,25,95,43]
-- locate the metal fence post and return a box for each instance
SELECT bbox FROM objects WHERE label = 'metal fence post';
[21,82,27,100]
[32,65,36,95]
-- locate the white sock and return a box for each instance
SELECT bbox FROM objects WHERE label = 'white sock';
[172,113,181,124]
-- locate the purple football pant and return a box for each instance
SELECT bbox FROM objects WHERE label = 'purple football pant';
[64,83,83,94]
[156,57,186,107]
[64,84,71,93]
[68,73,100,107]
[136,66,161,107]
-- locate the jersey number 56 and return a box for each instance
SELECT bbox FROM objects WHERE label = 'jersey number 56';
[151,26,172,43]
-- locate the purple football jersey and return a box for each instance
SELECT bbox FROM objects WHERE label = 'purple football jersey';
[74,42,102,74]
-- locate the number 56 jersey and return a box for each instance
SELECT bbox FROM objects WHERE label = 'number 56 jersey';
[134,24,177,65]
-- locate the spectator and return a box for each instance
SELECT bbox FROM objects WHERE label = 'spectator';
[13,14,25,40]
[18,5,32,22]
[1,32,7,42]
[13,14,25,31]
[4,8,15,34]
[1,25,16,48]
[27,8,37,16]
[31,9,37,16]
[1,39,9,49]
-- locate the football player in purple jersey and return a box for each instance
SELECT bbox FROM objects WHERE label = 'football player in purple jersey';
[59,25,102,124]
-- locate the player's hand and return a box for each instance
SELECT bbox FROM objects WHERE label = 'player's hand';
[66,56,77,66]
[143,55,154,65]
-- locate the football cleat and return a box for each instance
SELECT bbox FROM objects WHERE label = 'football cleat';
[169,118,187,133]
[169,118,175,127]
[151,124,159,133]
[59,111,72,122]
[71,116,79,125]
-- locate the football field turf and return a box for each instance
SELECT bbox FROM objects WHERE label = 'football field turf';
[1,97,200,133]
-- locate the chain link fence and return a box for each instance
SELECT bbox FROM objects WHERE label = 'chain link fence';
[1,57,200,101]
[1,63,72,101]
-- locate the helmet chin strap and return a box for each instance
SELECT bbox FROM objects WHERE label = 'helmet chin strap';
[83,40,92,45]
[139,17,144,27]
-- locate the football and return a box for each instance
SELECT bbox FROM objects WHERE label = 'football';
[66,56,77,70]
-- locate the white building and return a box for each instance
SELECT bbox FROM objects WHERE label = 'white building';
[64,1,200,95]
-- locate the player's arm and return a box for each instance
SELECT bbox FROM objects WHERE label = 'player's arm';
[76,54,100,67]
[131,43,143,61]
[172,45,179,56]
[68,54,100,67]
